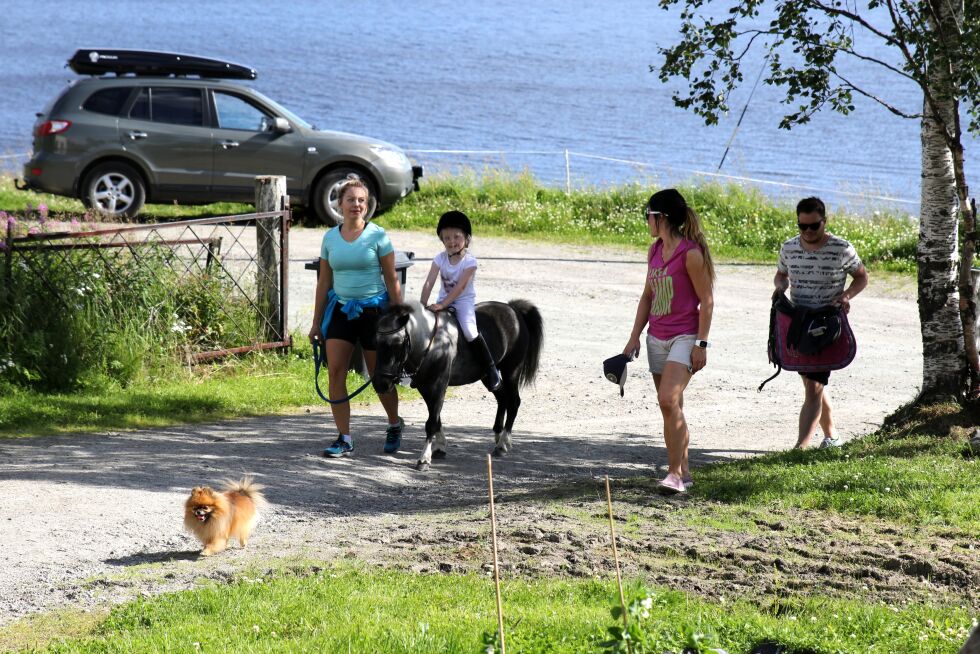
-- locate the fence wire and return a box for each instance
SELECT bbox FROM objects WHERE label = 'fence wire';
[3,212,290,367]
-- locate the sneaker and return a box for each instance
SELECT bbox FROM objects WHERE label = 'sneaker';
[657,473,687,495]
[383,417,405,454]
[323,437,353,458]
[681,475,694,490]
[818,436,841,449]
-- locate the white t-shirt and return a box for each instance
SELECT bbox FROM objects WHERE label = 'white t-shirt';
[777,234,862,308]
[434,251,478,304]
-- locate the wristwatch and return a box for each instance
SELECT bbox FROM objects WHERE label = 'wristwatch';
[694,340,711,348]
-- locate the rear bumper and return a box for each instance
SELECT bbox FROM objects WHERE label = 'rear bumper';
[21,154,78,197]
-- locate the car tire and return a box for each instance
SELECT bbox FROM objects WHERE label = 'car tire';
[312,167,377,226]
[81,162,146,219]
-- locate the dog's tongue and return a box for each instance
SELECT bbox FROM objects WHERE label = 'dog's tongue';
[197,515,206,521]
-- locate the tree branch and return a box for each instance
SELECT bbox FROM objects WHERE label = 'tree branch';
[831,70,923,119]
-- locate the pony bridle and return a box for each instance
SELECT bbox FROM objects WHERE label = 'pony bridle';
[377,310,440,381]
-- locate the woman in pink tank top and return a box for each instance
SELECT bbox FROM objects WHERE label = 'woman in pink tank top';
[622,189,715,495]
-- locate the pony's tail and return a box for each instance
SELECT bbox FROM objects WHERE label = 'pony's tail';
[509,299,543,388]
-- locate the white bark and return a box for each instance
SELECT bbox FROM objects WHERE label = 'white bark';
[917,5,965,398]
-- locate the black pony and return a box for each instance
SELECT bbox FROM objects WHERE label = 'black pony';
[372,299,544,470]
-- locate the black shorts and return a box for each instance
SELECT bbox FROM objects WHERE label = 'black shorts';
[800,370,830,385]
[325,304,382,349]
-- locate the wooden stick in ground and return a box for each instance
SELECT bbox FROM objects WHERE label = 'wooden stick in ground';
[487,454,507,654]
[606,475,632,654]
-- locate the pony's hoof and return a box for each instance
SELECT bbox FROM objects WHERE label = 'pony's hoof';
[432,449,447,460]
[416,460,430,471]
[492,446,509,457]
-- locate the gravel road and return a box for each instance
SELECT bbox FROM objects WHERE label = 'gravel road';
[0,226,921,625]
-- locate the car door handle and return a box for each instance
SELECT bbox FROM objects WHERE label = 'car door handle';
[127,130,148,140]
[219,140,240,149]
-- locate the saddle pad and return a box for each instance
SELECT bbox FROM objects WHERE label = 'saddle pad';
[771,309,856,372]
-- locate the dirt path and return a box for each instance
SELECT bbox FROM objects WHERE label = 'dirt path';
[0,227,926,625]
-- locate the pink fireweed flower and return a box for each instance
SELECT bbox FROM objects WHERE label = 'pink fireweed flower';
[28,226,39,235]
[38,203,48,220]
[0,241,6,251]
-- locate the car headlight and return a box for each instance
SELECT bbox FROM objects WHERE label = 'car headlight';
[369,145,410,169]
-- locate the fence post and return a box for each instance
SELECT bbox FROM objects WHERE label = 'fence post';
[255,176,286,342]
[1,218,11,307]
[564,148,571,195]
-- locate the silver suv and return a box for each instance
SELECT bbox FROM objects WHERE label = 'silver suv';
[18,49,422,224]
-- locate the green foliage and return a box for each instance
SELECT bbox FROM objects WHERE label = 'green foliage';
[654,0,977,134]
[0,209,263,391]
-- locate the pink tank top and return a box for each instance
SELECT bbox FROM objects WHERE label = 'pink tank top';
[646,238,702,339]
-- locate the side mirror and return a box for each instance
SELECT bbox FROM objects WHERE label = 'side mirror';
[272,117,292,134]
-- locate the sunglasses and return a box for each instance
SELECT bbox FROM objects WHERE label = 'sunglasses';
[646,210,665,221]
[797,219,825,231]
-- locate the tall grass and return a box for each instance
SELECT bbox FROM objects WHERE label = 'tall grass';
[384,171,918,272]
[0,211,258,391]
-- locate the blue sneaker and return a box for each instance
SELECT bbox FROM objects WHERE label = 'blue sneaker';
[383,418,405,454]
[323,436,353,458]
[819,436,841,449]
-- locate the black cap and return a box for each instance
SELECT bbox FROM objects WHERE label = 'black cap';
[436,210,472,237]
[603,354,631,397]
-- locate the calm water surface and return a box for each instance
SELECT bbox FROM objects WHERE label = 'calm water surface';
[1,0,975,214]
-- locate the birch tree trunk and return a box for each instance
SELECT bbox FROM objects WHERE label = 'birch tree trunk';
[917,8,964,399]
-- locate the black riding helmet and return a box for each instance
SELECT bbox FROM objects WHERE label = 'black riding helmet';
[646,188,688,229]
[436,210,472,237]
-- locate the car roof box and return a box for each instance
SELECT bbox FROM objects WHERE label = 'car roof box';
[68,49,257,80]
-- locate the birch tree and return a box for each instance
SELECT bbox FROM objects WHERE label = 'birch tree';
[654,0,979,401]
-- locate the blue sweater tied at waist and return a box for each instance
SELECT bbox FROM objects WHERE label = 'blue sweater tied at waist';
[320,289,390,340]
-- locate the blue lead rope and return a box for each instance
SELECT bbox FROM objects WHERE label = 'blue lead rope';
[313,289,389,405]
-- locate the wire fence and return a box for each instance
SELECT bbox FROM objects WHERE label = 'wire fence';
[405,148,919,214]
[1,147,919,214]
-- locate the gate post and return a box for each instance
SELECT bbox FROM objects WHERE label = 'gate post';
[255,176,287,342]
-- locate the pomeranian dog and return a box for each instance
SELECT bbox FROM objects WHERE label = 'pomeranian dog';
[184,477,265,556]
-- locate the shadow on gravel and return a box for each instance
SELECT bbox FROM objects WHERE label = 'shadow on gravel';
[105,550,199,566]
[0,412,760,518]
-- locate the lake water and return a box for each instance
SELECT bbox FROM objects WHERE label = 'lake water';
[1,0,975,215]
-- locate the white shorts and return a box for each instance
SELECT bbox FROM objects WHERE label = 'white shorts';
[646,333,696,375]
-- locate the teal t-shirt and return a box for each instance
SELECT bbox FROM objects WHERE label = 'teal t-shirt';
[320,222,394,301]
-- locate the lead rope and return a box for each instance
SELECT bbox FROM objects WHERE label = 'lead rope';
[758,297,782,392]
[312,340,375,404]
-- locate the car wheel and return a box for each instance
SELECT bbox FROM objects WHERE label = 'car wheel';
[82,162,146,219]
[312,167,377,226]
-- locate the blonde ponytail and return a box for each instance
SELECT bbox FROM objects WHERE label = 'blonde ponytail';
[681,207,715,284]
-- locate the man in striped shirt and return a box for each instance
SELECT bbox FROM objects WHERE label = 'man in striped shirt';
[773,197,869,450]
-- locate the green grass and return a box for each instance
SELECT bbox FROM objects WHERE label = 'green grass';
[686,402,980,532]
[6,566,970,654]
[0,338,411,436]
[2,171,918,272]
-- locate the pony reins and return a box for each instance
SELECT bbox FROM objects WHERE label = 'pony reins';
[312,340,375,405]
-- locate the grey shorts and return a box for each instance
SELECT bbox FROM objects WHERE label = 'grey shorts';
[646,333,696,375]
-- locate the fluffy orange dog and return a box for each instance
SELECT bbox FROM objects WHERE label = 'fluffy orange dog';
[184,477,265,556]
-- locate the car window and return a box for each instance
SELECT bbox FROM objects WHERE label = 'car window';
[82,87,132,116]
[214,91,272,131]
[127,87,203,126]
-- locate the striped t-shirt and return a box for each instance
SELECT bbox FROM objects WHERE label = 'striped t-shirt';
[777,234,862,308]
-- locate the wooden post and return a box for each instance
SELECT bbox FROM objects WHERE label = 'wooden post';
[255,176,286,342]
[605,476,632,654]
[487,454,506,654]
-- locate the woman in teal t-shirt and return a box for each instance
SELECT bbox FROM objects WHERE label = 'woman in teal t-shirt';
[308,176,404,458]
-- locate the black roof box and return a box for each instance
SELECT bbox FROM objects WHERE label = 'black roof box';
[68,49,257,80]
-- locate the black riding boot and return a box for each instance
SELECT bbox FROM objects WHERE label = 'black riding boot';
[470,334,502,392]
